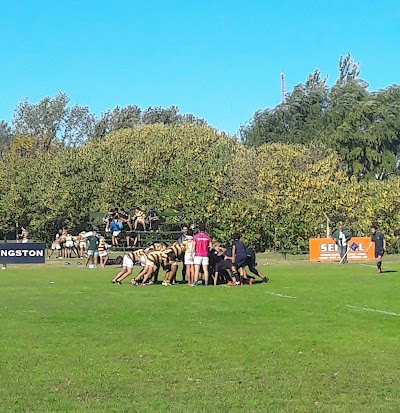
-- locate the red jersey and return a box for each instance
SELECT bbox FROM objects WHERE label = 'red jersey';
[193,232,212,257]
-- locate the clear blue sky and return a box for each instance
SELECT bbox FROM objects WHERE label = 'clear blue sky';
[0,0,399,135]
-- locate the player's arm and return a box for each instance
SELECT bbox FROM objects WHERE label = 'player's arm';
[383,238,386,251]
[232,245,236,264]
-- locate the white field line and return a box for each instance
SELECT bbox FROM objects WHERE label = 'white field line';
[266,292,297,299]
[346,305,400,317]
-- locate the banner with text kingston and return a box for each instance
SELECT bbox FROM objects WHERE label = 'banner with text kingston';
[0,243,46,264]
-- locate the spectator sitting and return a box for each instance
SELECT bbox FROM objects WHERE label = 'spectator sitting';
[146,205,159,231]
[102,208,118,232]
[133,207,146,231]
[119,208,132,231]
[110,219,123,247]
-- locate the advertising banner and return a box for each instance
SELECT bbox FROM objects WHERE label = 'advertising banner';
[309,237,374,262]
[0,243,46,264]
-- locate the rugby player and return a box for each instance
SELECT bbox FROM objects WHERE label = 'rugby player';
[245,248,269,283]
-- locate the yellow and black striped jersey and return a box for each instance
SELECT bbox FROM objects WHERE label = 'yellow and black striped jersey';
[146,250,168,265]
[133,249,145,261]
[166,243,186,258]
[98,238,106,253]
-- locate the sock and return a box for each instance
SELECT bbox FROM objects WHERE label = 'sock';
[240,276,244,284]
[377,262,382,270]
[204,281,208,286]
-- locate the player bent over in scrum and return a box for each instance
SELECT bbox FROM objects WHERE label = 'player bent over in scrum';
[111,249,145,283]
[133,250,171,286]
[230,233,249,285]
[245,248,269,283]
[162,243,186,286]
[111,252,135,284]
[212,245,234,286]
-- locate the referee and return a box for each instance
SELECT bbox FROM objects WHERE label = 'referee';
[370,225,386,274]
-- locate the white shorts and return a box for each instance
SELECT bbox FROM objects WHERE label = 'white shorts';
[140,255,147,266]
[113,231,121,237]
[21,239,28,243]
[51,243,61,250]
[184,253,194,265]
[79,242,86,249]
[194,256,209,266]
[99,251,108,258]
[145,259,156,268]
[122,255,134,268]
[65,241,74,248]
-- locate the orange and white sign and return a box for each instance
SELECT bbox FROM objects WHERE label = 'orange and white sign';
[309,237,374,262]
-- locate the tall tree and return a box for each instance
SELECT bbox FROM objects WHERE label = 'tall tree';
[331,86,400,179]
[337,53,360,85]
[12,92,95,151]
[93,105,142,139]
[241,69,328,146]
[0,120,12,149]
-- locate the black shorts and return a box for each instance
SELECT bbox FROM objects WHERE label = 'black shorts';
[234,254,247,269]
[375,250,384,259]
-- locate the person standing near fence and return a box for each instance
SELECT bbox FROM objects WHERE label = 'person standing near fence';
[331,225,351,264]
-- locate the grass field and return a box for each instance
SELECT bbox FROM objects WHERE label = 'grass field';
[1,256,400,413]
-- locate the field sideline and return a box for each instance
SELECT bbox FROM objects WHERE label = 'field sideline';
[1,257,399,413]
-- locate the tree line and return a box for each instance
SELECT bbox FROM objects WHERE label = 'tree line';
[1,124,399,252]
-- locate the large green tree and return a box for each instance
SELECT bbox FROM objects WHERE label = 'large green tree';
[12,92,95,151]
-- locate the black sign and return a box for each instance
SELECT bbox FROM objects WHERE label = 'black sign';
[0,243,46,264]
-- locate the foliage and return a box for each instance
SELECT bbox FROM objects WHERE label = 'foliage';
[1,124,400,251]
[241,54,400,180]
[92,105,206,139]
[0,120,12,151]
[12,92,95,150]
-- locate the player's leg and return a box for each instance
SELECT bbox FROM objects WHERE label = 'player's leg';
[247,251,269,282]
[84,250,93,267]
[202,257,209,286]
[102,254,109,268]
[112,267,127,283]
[230,265,240,285]
[165,265,178,285]
[376,252,383,274]
[131,265,148,285]
[141,263,155,285]
[193,256,201,286]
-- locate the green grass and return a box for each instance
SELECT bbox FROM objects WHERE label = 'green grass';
[1,258,400,413]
